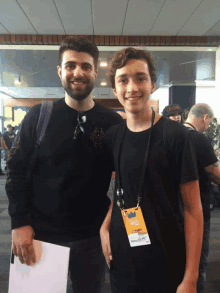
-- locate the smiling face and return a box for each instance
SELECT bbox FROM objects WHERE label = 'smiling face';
[113,59,155,114]
[57,50,98,101]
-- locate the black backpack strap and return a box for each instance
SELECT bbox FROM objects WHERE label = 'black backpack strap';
[26,101,53,182]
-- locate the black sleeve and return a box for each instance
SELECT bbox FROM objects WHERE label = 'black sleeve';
[5,104,41,230]
[166,121,199,185]
[193,133,218,168]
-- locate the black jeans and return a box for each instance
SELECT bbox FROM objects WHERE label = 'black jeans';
[197,218,211,293]
[60,235,106,293]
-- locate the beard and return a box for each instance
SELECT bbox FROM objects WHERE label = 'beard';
[62,77,95,101]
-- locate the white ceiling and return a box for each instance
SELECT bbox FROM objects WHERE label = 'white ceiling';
[0,0,220,36]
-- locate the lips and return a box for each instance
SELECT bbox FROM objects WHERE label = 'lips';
[125,96,141,101]
[70,81,86,85]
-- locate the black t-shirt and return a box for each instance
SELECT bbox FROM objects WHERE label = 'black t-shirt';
[6,98,122,242]
[184,127,217,219]
[105,117,198,291]
[3,131,16,149]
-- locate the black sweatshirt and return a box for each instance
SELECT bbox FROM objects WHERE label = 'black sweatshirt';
[6,98,122,243]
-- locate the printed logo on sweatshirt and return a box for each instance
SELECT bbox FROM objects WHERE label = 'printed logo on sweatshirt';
[90,127,105,147]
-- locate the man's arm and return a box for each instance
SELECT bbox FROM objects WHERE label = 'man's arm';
[100,201,113,268]
[205,161,220,184]
[177,180,203,293]
[6,106,40,265]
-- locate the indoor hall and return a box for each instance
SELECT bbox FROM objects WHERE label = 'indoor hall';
[0,0,220,292]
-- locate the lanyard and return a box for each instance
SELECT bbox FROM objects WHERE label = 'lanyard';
[184,122,197,131]
[116,110,155,210]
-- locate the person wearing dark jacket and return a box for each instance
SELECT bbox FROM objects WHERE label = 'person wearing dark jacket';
[2,124,16,171]
[0,131,4,175]
[6,37,122,293]
[183,103,220,293]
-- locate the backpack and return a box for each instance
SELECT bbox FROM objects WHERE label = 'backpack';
[26,100,54,181]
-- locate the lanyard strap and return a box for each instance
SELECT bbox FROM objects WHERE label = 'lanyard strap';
[184,122,197,131]
[116,110,155,209]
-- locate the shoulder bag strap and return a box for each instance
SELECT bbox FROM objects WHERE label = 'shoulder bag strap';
[26,100,53,182]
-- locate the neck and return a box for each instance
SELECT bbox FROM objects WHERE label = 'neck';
[65,93,95,112]
[126,106,157,132]
[184,119,199,131]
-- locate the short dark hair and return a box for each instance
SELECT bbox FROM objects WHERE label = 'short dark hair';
[59,37,99,69]
[107,47,157,88]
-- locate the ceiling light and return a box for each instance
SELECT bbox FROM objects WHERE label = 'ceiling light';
[100,80,107,86]
[100,61,108,67]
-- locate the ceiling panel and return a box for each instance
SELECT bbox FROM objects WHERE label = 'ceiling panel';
[123,0,166,35]
[0,23,9,34]
[205,19,220,36]
[18,0,65,35]
[92,0,127,35]
[0,0,37,34]
[151,0,203,35]
[55,0,93,35]
[178,0,220,35]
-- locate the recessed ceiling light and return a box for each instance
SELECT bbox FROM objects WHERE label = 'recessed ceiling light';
[100,61,108,67]
[100,80,107,86]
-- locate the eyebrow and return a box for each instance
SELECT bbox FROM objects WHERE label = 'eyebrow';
[116,72,148,79]
[64,61,92,67]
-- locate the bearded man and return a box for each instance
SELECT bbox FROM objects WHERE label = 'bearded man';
[6,37,122,293]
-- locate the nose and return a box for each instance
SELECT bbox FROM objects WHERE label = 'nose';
[74,65,84,78]
[127,79,138,93]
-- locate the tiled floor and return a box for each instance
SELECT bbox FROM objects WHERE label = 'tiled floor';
[0,174,220,292]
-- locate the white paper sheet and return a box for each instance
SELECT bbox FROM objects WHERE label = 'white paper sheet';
[8,240,70,293]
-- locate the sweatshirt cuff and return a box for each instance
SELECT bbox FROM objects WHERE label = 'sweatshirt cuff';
[11,218,32,230]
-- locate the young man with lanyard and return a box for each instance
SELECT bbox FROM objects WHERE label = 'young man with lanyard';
[184,103,220,293]
[6,37,122,293]
[100,47,203,293]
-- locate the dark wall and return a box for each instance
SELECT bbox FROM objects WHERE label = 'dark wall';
[169,85,196,109]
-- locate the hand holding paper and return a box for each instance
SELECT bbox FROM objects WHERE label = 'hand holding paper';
[9,240,70,293]
[12,225,36,266]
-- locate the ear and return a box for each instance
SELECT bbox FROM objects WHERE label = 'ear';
[94,69,98,79]
[57,66,61,79]
[113,88,118,98]
[151,83,156,94]
[203,114,209,121]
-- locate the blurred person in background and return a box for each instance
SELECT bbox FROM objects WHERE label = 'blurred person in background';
[183,103,220,293]
[162,104,183,123]
[1,124,16,171]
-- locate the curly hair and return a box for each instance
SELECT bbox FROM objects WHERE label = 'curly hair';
[107,47,157,88]
[59,36,99,69]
